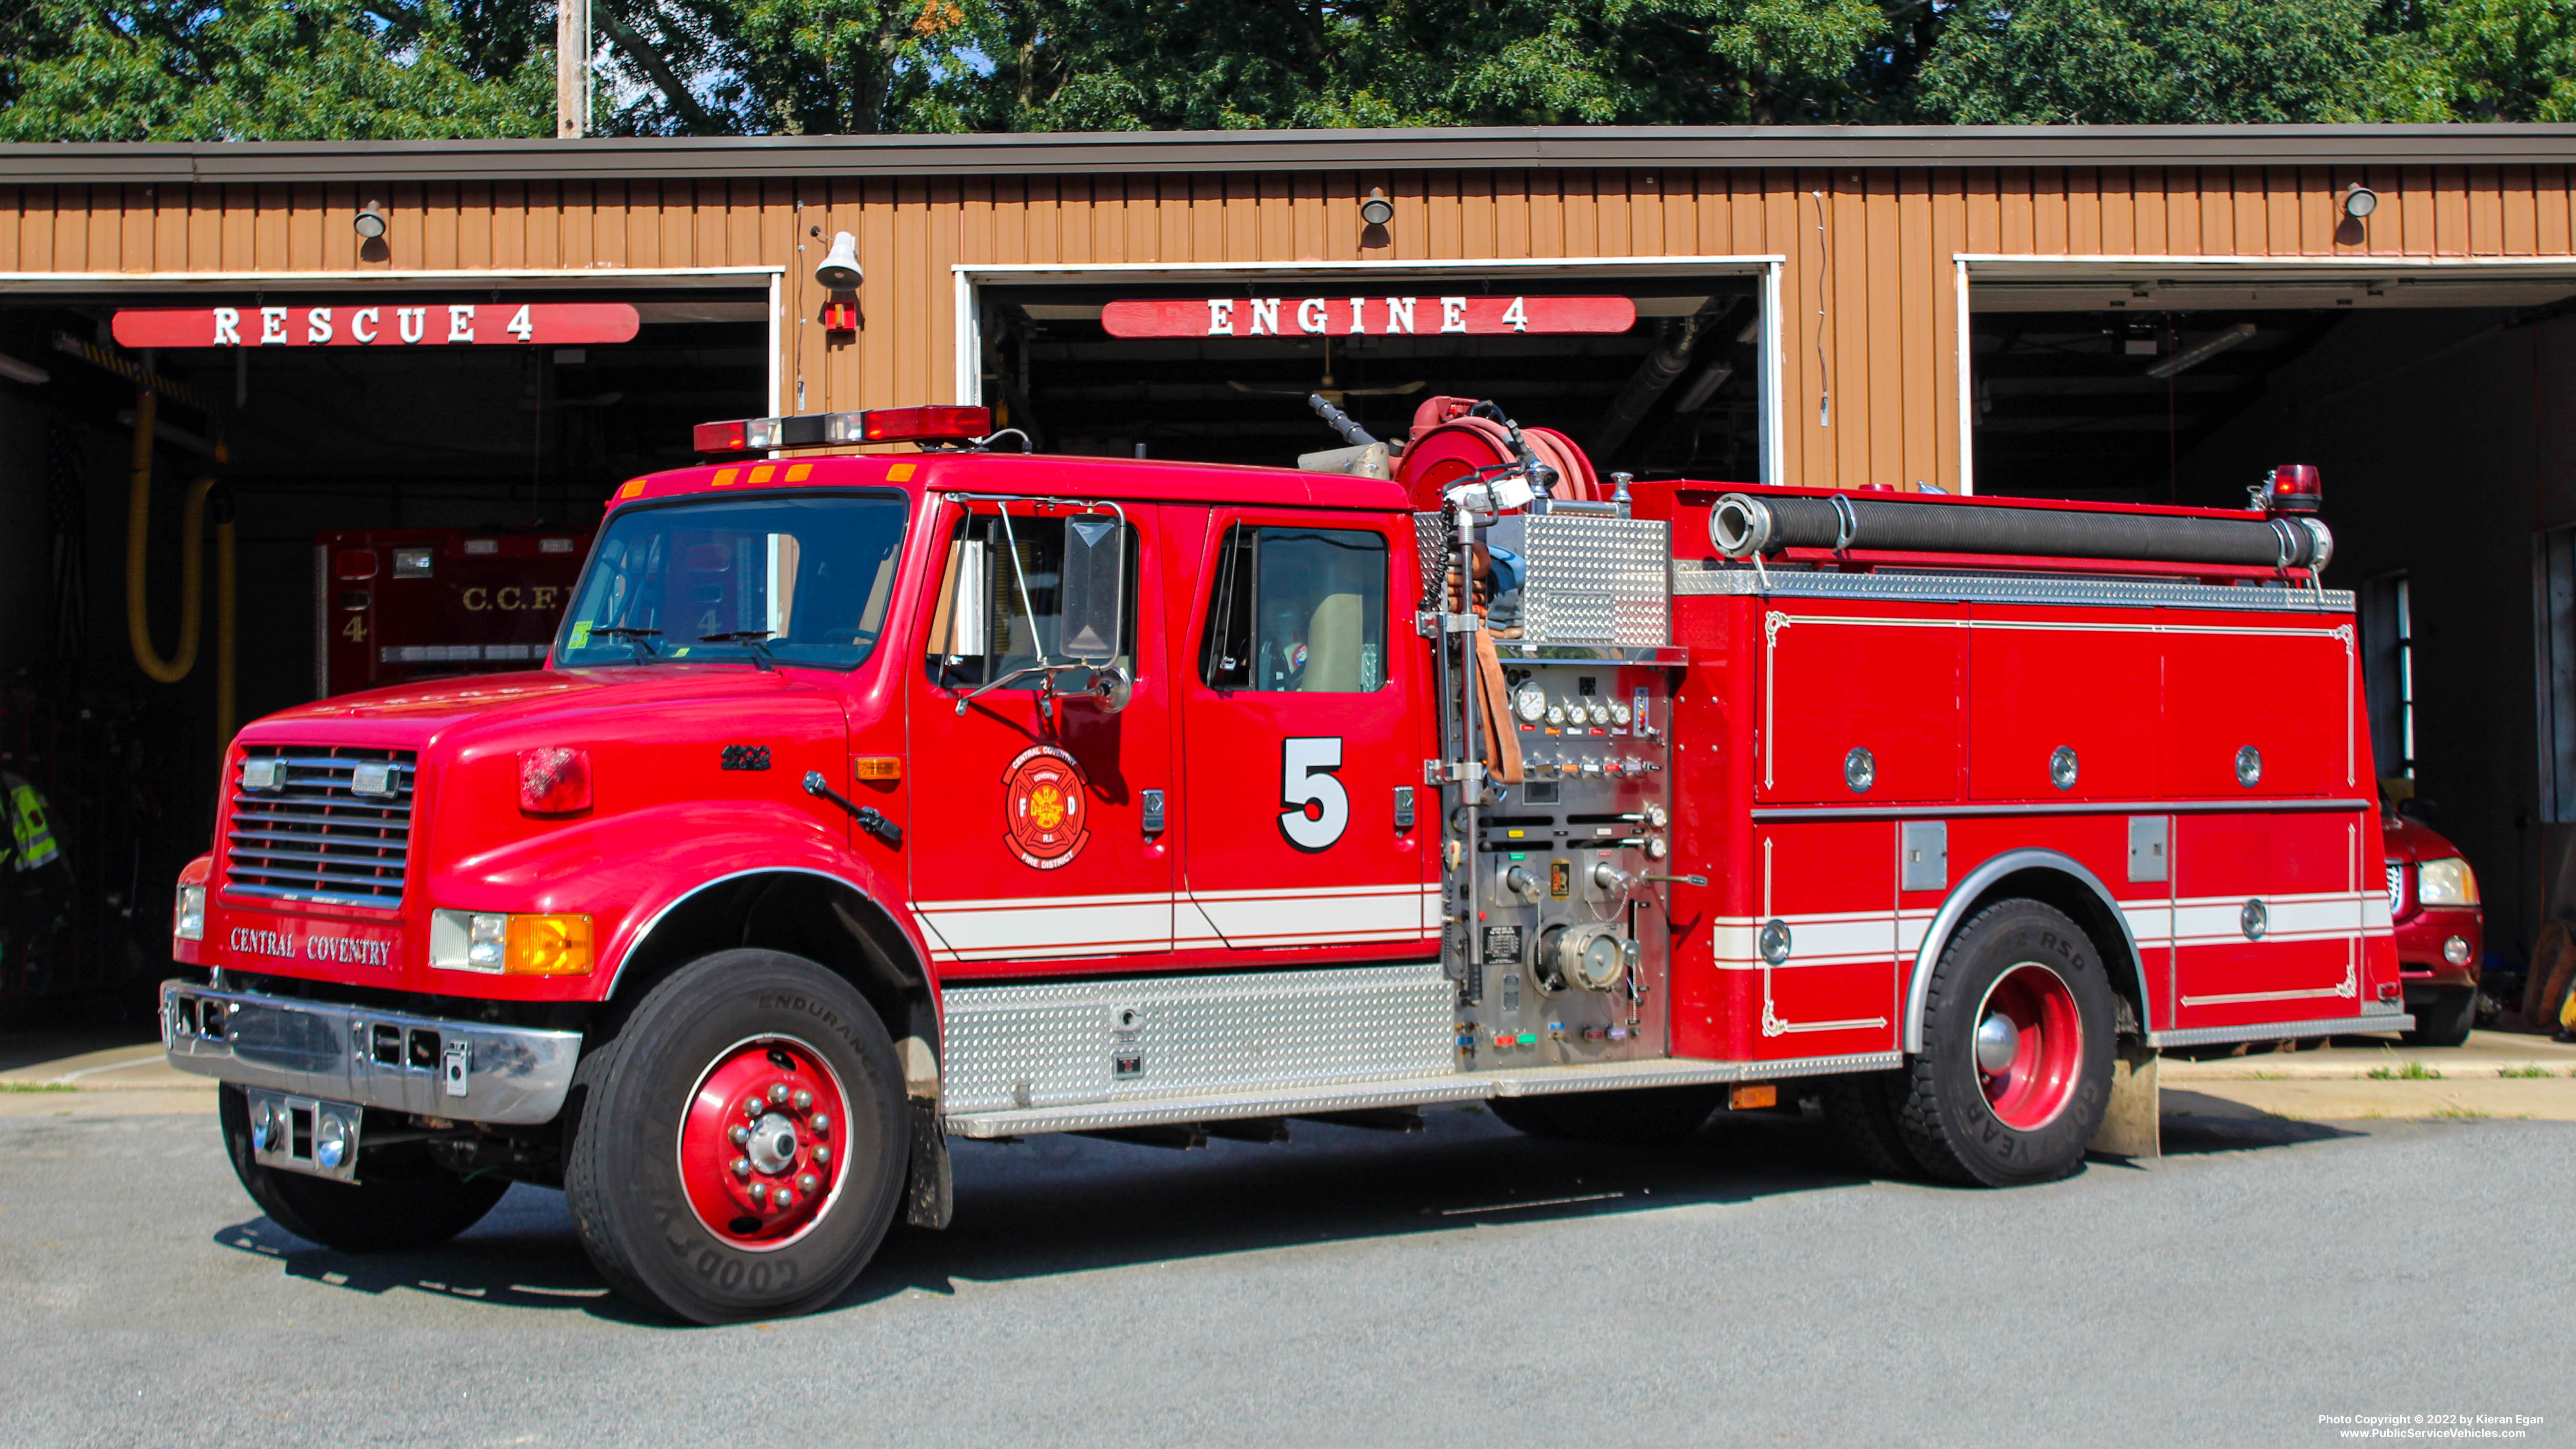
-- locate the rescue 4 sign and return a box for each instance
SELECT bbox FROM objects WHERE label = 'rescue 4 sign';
[111,302,641,349]
[1102,295,1635,339]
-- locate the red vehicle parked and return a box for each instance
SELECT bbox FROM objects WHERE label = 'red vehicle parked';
[158,401,2404,1322]
[2383,807,2483,1046]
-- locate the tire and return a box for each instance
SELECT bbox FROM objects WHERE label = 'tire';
[564,948,907,1324]
[218,1085,508,1252]
[1817,1072,1916,1178]
[1485,1086,1723,1145]
[1893,899,2114,1187]
[2402,986,2477,1048]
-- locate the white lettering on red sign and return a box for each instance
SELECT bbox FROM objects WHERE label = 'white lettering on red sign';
[110,303,642,349]
[1105,295,1635,340]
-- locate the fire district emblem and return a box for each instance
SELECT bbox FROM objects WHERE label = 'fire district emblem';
[1001,745,1090,870]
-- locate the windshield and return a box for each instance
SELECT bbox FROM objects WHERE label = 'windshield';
[554,493,908,671]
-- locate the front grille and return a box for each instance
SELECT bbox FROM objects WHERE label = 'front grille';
[224,746,416,909]
[2386,861,2407,919]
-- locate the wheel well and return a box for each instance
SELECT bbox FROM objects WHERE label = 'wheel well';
[606,872,938,1096]
[1961,868,2149,1038]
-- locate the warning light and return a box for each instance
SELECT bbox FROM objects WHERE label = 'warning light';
[692,407,992,455]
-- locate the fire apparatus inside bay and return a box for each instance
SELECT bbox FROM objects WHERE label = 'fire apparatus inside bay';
[161,398,2400,1323]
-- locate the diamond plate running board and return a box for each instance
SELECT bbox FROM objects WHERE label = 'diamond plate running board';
[940,1051,1903,1138]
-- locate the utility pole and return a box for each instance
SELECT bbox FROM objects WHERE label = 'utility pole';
[555,0,591,138]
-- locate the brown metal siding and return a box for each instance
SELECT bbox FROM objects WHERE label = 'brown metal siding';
[2,164,2571,490]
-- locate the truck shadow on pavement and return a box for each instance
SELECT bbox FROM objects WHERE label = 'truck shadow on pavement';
[206,1100,2363,1323]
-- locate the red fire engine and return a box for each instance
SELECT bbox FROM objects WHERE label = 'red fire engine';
[161,398,2400,1322]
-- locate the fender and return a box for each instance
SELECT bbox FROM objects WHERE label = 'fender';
[423,802,930,1002]
[605,861,941,1002]
[1902,847,2149,1055]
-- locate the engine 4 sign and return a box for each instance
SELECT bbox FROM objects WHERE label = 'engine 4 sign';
[1102,295,1635,339]
[111,302,640,349]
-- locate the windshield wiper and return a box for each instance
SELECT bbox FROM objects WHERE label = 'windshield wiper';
[700,630,779,672]
[587,626,662,663]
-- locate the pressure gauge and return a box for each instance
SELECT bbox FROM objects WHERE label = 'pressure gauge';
[1645,837,1669,860]
[1589,702,1612,726]
[1610,701,1632,726]
[1513,682,1548,724]
[1545,705,1566,726]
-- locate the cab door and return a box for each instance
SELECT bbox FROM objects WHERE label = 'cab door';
[1176,510,1435,956]
[906,498,1174,976]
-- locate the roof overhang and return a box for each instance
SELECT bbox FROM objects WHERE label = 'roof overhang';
[5,125,2572,187]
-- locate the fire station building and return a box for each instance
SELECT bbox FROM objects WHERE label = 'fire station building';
[1,124,2573,1004]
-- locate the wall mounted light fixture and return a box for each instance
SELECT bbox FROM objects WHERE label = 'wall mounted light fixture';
[1358,188,1394,227]
[2341,183,2379,219]
[353,202,388,240]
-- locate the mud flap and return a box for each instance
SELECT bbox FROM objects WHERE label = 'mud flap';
[2087,1039,2160,1159]
[903,1096,953,1229]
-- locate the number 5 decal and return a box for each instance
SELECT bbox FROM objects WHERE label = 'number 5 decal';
[1280,737,1348,851]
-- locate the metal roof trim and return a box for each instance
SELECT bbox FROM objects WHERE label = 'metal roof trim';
[4,125,2574,186]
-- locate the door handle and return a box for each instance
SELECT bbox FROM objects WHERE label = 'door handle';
[1142,788,1166,836]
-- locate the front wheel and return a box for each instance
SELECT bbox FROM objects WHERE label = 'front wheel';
[219,1085,508,1252]
[565,949,908,1324]
[1893,899,2114,1187]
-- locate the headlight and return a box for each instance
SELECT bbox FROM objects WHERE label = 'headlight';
[173,884,206,942]
[431,908,595,976]
[2416,857,2479,907]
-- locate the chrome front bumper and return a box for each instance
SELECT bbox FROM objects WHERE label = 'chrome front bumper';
[160,980,582,1126]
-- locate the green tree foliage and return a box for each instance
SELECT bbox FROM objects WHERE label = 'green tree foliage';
[0,0,556,140]
[1909,0,2414,124]
[0,0,2568,141]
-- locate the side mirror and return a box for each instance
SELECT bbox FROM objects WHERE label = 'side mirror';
[1058,514,1126,662]
[941,538,988,659]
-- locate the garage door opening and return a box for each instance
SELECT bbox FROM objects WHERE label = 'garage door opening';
[969,272,1769,481]
[0,286,769,1010]
[1963,259,2576,983]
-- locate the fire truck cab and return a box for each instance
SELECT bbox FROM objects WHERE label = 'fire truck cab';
[162,402,2401,1322]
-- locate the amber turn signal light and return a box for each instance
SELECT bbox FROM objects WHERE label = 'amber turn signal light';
[852,756,903,781]
[505,914,594,976]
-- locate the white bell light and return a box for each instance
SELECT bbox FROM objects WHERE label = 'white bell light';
[814,231,863,290]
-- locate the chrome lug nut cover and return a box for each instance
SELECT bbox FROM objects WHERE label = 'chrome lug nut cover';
[1974,1013,2020,1074]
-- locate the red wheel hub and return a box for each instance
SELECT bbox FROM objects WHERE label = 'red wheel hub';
[1974,963,2083,1131]
[677,1036,848,1248]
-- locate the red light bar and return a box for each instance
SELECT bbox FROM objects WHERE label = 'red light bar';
[860,405,990,443]
[693,408,991,455]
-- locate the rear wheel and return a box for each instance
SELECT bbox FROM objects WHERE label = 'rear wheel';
[1894,899,2114,1187]
[2401,986,2476,1048]
[219,1085,508,1252]
[565,948,907,1324]
[1486,1086,1724,1144]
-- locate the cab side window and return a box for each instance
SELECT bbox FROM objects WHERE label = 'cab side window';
[1200,524,1387,693]
[926,512,1137,690]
